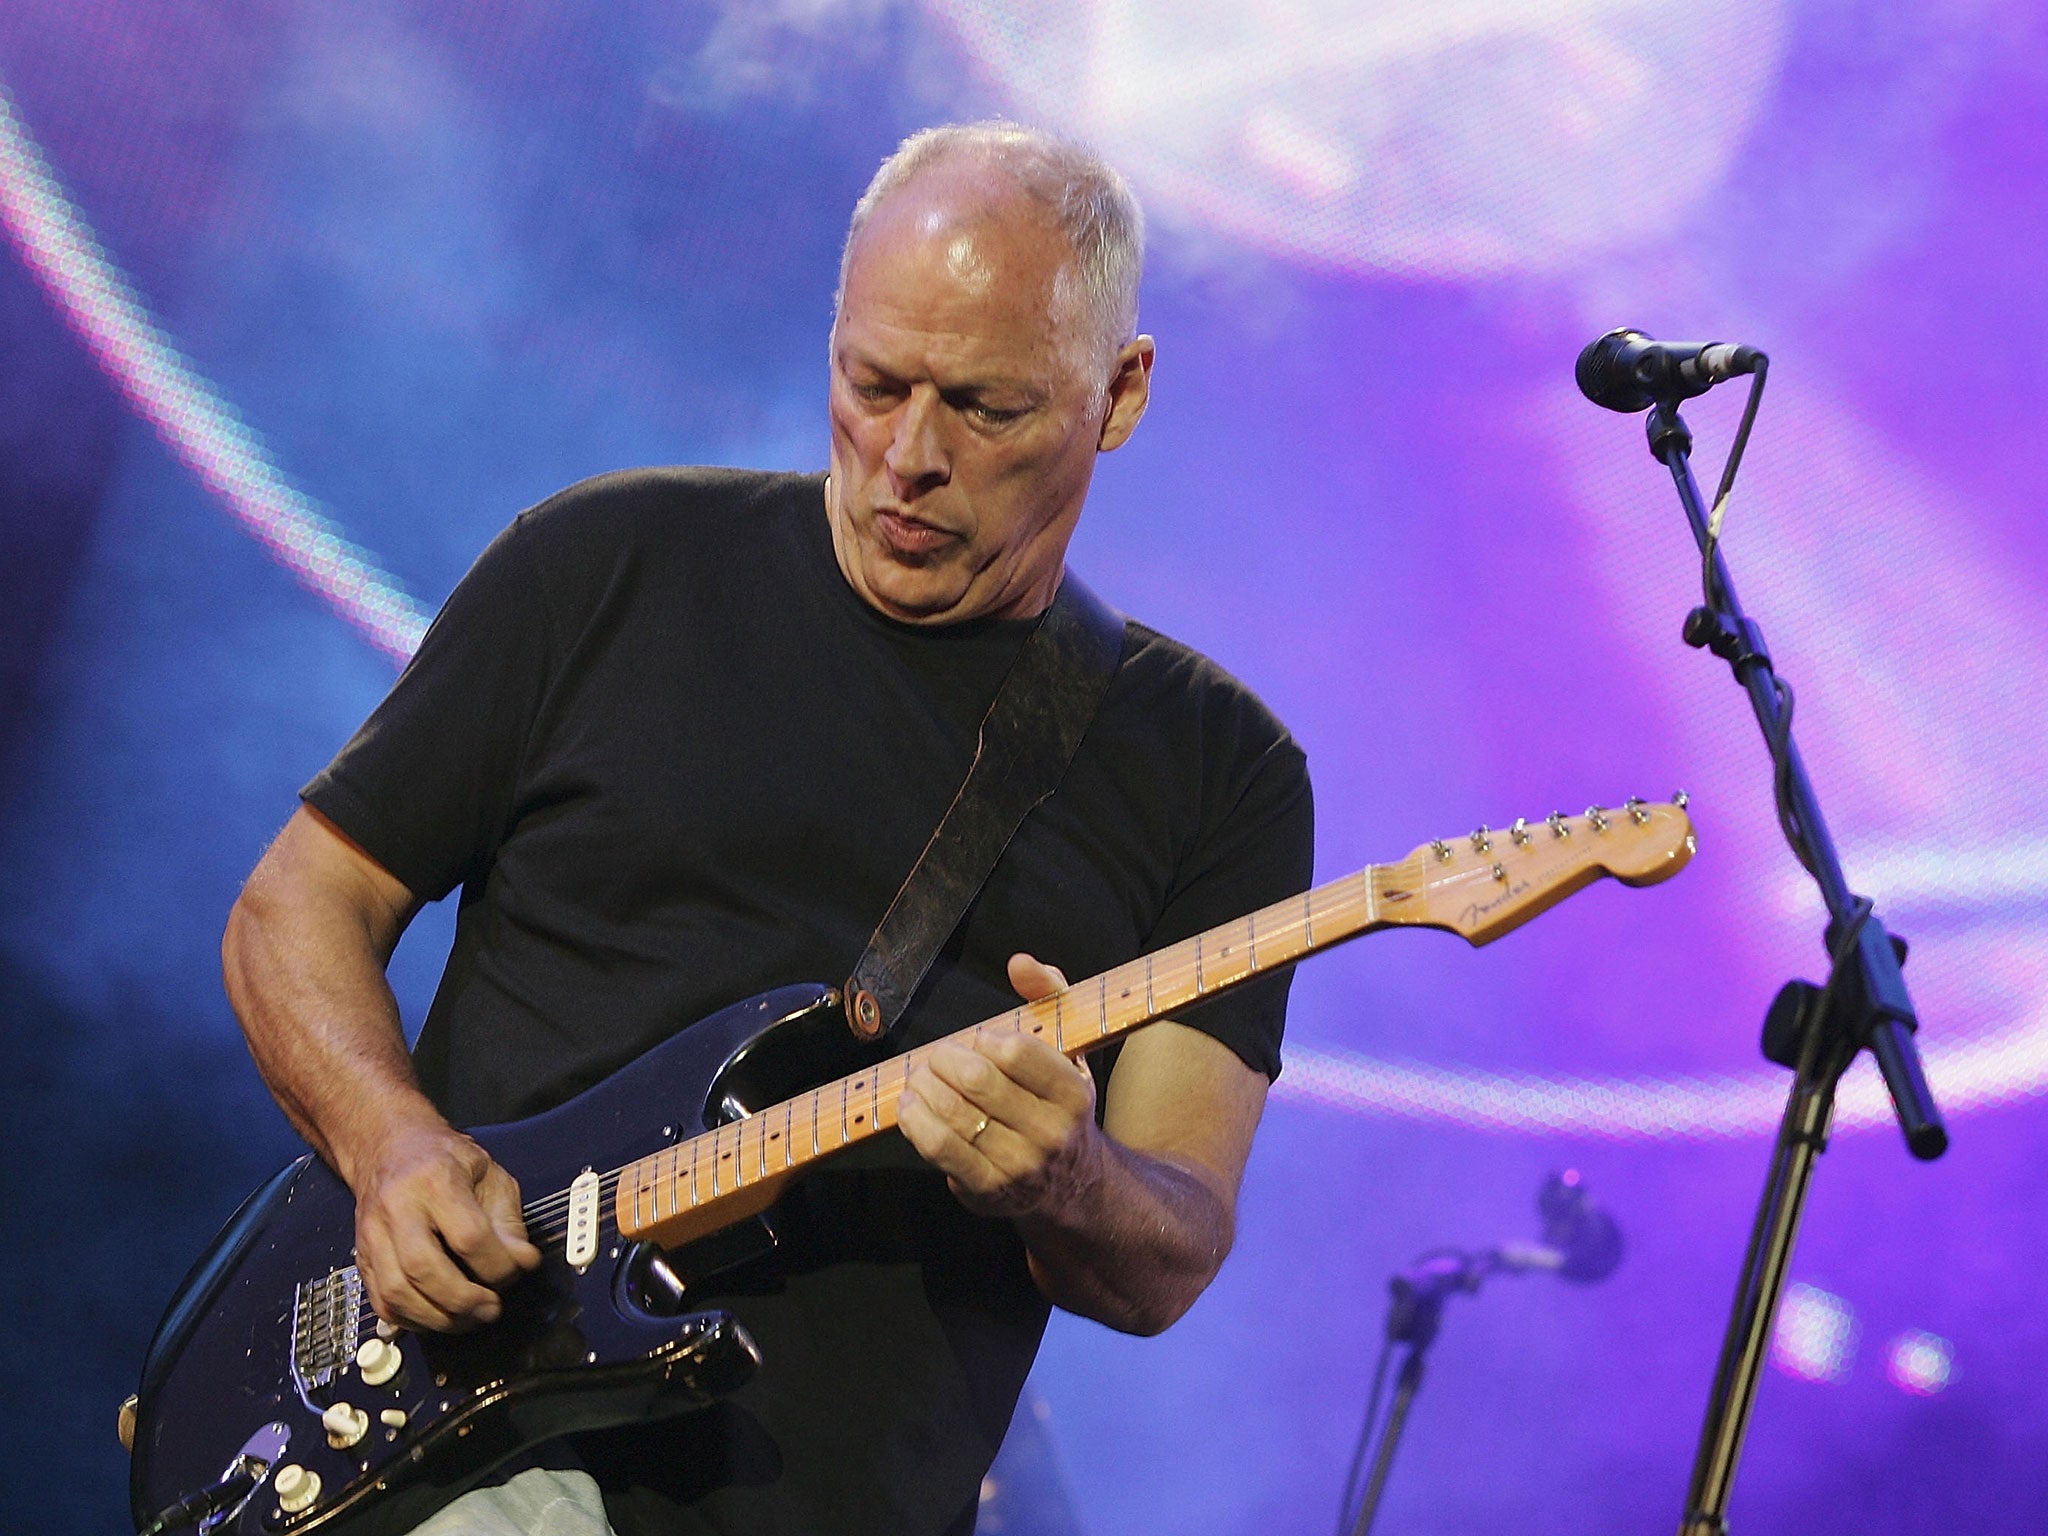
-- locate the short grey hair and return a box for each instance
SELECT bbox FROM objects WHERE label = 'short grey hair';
[835,121,1145,370]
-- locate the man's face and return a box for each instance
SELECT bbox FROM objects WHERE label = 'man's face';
[825,172,1150,625]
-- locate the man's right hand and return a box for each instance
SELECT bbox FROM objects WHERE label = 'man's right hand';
[347,1120,542,1332]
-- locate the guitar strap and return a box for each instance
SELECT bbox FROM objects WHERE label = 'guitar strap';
[843,570,1128,1044]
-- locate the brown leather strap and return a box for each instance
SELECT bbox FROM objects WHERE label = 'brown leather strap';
[844,571,1127,1043]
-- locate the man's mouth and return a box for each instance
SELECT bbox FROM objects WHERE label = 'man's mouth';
[873,507,957,558]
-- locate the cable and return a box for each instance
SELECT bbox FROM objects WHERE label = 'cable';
[1699,358,1768,613]
[1686,359,1824,881]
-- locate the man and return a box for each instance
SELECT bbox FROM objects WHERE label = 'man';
[223,122,1313,1535]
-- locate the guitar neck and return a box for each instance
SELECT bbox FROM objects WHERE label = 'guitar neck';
[614,861,1406,1244]
[613,796,1695,1247]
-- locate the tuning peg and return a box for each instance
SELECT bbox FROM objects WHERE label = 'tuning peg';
[1625,796,1651,825]
[1510,818,1531,847]
[1546,812,1570,838]
[1430,839,1453,862]
[1674,789,1689,809]
[1586,805,1612,832]
[1470,826,1493,853]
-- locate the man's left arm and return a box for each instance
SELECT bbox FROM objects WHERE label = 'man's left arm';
[898,953,1265,1336]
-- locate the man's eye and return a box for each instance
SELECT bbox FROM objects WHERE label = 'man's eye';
[968,403,1023,425]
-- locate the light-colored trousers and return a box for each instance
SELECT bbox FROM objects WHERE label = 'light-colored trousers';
[407,1468,618,1536]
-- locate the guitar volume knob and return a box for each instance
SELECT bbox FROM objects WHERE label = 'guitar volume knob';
[322,1400,370,1449]
[274,1463,322,1513]
[356,1336,404,1387]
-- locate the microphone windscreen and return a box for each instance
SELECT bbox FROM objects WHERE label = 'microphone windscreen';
[1576,328,1656,413]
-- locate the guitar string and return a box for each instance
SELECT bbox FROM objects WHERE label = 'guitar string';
[336,835,1640,1329]
[346,898,1351,1328]
[340,870,1496,1329]
[334,856,1585,1332]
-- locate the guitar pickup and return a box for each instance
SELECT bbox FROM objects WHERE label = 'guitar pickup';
[565,1169,602,1272]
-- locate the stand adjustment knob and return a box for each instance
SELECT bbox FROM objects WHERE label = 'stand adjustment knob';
[322,1401,369,1449]
[274,1463,321,1513]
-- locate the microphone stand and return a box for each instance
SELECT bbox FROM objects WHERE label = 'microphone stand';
[1635,396,1948,1536]
[1338,1252,1488,1536]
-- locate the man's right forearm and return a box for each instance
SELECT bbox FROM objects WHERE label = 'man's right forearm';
[223,872,437,1184]
[223,808,540,1330]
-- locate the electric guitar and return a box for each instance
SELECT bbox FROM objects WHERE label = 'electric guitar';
[127,798,1694,1535]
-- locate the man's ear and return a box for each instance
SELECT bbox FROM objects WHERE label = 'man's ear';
[1098,335,1155,452]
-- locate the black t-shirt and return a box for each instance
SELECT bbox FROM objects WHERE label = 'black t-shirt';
[303,467,1314,1536]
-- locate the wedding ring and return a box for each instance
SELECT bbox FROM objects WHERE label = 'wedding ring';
[969,1115,990,1143]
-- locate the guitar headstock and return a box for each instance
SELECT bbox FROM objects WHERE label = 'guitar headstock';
[1385,796,1696,946]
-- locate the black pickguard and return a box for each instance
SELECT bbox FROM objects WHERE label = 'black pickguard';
[129,983,885,1536]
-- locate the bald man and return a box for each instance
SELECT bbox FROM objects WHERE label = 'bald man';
[225,123,1313,1536]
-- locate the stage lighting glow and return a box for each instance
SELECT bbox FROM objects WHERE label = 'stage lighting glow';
[1275,984,2048,1139]
[1886,1330,1954,1396]
[1779,836,2048,921]
[0,77,427,665]
[935,0,1789,276]
[1771,1283,1858,1384]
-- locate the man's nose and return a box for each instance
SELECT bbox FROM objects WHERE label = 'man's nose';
[884,388,949,496]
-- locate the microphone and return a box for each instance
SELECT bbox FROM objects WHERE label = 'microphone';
[1490,1170,1623,1283]
[1576,328,1762,413]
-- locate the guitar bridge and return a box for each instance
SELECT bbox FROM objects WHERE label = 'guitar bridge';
[290,1266,363,1403]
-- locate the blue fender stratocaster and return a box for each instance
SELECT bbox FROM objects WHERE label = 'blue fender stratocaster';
[127,799,1693,1535]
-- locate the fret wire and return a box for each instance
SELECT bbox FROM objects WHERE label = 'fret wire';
[621,865,1413,1239]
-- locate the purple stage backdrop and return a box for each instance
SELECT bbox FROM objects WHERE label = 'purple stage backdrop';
[1,3,2044,1533]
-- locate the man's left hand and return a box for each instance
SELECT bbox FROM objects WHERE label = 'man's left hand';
[896,952,1104,1220]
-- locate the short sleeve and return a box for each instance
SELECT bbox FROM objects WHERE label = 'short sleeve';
[1143,732,1315,1081]
[301,515,556,901]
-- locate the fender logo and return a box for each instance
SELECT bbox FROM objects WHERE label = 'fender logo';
[1459,880,1532,927]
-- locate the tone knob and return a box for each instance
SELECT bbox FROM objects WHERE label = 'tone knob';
[322,1401,370,1449]
[274,1463,322,1514]
[355,1335,403,1387]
